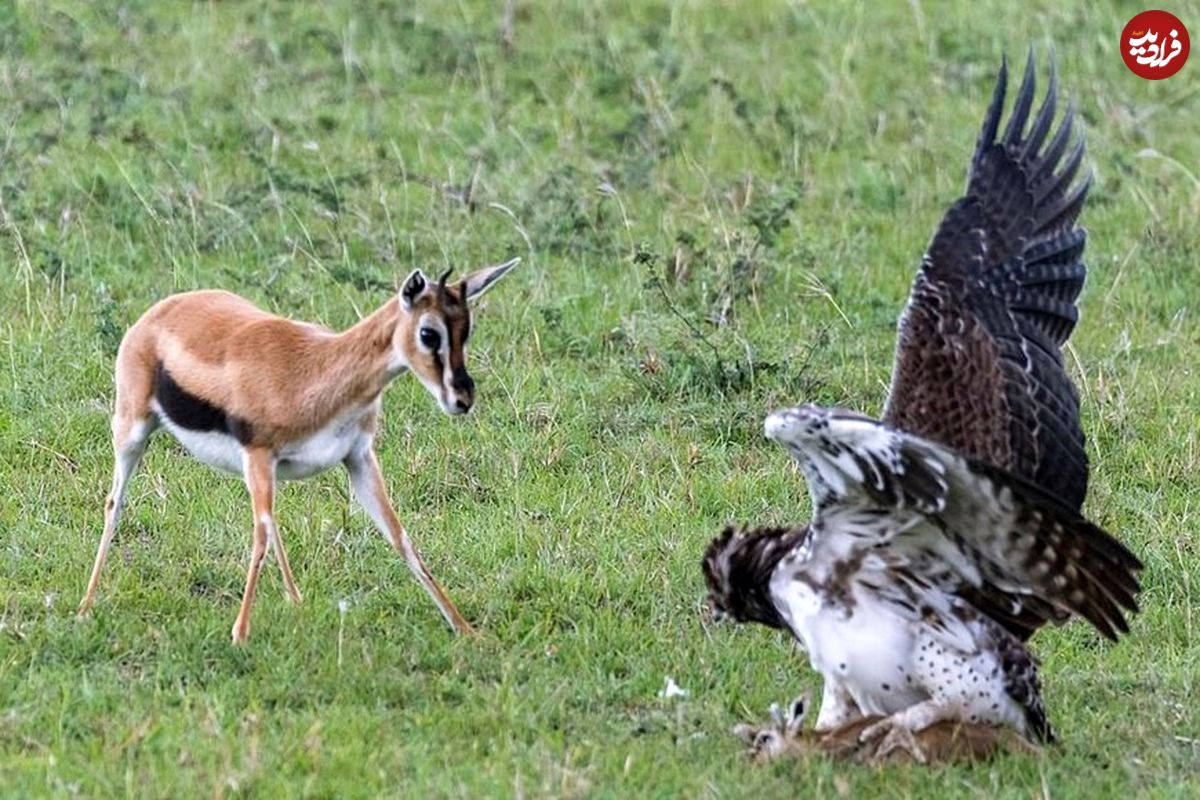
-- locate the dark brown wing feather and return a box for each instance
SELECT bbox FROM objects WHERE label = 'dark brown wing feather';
[883,52,1091,516]
[956,457,1142,642]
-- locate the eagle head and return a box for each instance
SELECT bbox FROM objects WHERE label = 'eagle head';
[702,525,808,630]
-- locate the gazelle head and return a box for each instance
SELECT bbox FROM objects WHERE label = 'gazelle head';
[733,695,811,763]
[395,257,520,416]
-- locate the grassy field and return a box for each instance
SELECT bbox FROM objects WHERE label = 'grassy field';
[1,1,1198,796]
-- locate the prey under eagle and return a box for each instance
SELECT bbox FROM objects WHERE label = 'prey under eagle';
[703,54,1142,756]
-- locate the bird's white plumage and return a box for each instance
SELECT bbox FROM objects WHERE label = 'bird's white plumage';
[768,537,1031,733]
[755,404,1054,740]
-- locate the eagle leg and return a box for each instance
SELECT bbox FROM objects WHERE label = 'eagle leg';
[813,680,864,731]
[857,699,956,745]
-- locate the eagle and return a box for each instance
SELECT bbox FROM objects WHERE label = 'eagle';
[702,54,1143,756]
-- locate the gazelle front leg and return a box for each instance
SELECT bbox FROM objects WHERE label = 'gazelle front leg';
[78,415,156,616]
[344,446,476,636]
[232,447,279,645]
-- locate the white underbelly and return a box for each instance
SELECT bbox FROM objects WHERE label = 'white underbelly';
[809,601,924,715]
[774,571,925,715]
[157,416,245,475]
[275,420,363,479]
[154,407,367,480]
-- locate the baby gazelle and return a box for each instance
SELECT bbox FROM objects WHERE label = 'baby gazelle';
[734,696,1039,766]
[77,258,519,643]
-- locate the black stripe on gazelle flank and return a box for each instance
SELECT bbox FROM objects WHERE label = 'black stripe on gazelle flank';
[153,362,254,444]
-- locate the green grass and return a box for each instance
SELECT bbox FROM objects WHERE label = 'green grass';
[1,0,1198,796]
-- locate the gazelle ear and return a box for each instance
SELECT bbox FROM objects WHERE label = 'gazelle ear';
[786,694,809,733]
[400,269,429,310]
[461,257,520,302]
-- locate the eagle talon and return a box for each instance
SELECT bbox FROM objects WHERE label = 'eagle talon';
[857,715,930,764]
[875,724,929,765]
[858,716,893,744]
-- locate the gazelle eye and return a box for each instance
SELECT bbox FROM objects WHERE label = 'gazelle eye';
[419,328,441,350]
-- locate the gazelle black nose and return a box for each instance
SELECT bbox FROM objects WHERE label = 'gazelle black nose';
[451,368,474,394]
[455,398,472,412]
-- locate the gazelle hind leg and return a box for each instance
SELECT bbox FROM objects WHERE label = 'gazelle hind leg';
[232,448,276,644]
[268,516,302,603]
[78,415,156,616]
[344,447,476,636]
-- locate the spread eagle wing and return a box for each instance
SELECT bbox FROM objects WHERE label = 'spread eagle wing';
[765,405,1142,642]
[882,52,1092,512]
